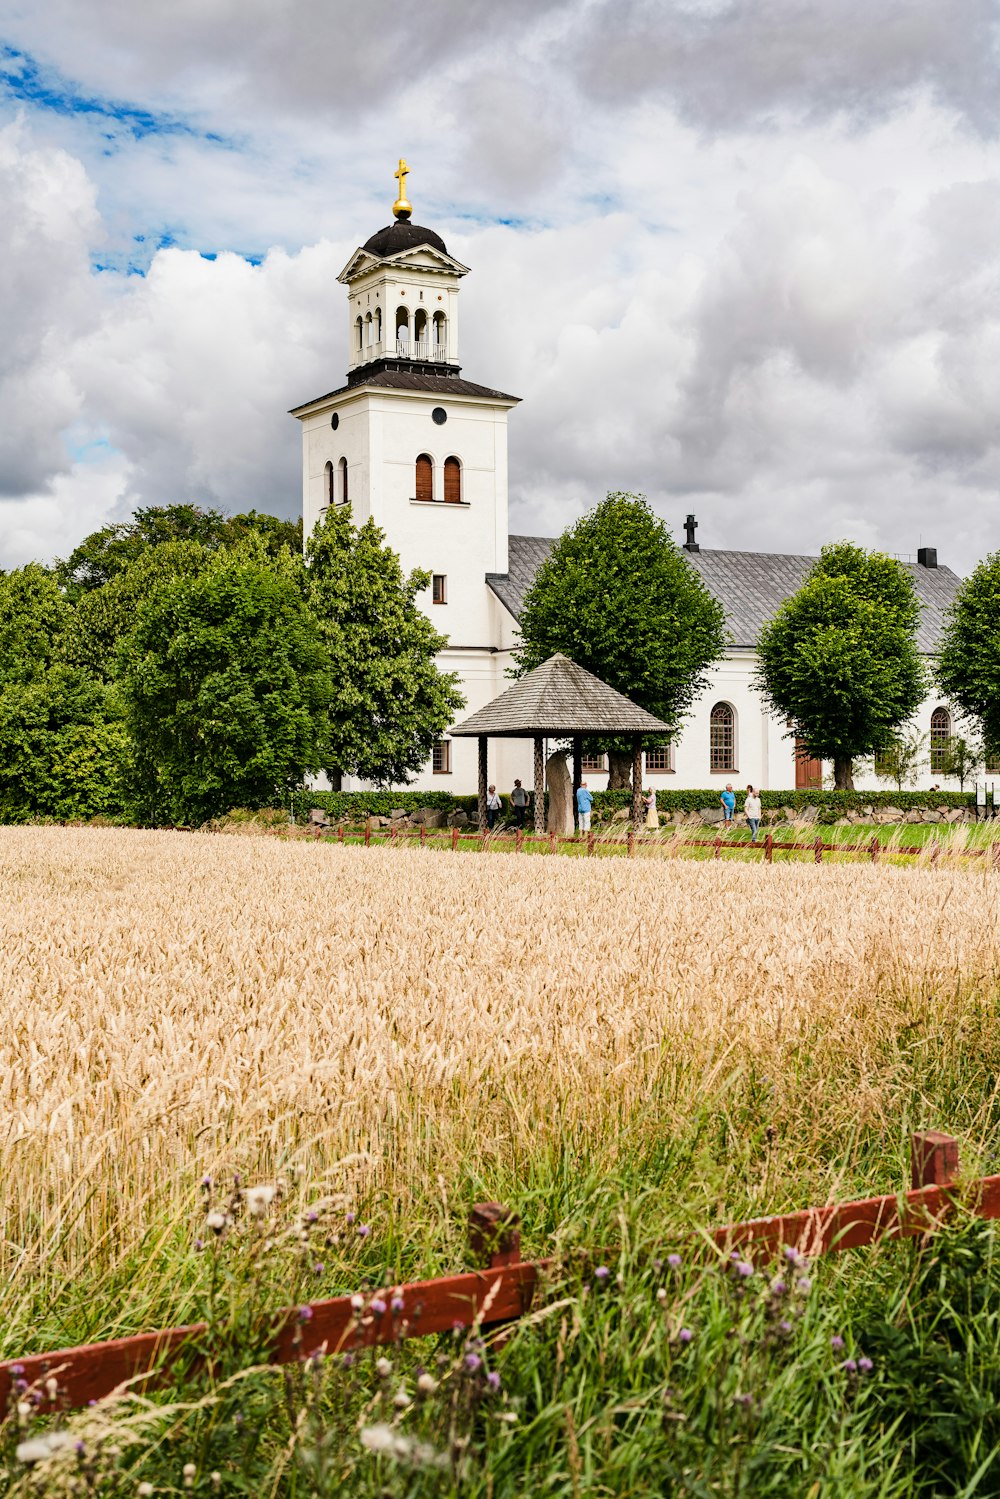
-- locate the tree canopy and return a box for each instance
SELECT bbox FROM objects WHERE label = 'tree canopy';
[304,506,463,787]
[513,492,727,784]
[755,543,927,789]
[936,553,1000,763]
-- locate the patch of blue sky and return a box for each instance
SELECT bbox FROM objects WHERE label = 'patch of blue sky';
[62,432,118,465]
[448,206,545,232]
[0,42,233,148]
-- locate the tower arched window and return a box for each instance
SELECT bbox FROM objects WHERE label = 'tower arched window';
[339,456,348,506]
[355,316,363,353]
[374,307,382,342]
[324,460,334,508]
[444,456,462,504]
[433,310,446,357]
[414,308,427,355]
[364,311,373,346]
[930,706,952,774]
[709,702,736,772]
[395,306,409,351]
[415,453,433,503]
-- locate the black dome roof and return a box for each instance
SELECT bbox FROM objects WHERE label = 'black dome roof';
[363,220,448,258]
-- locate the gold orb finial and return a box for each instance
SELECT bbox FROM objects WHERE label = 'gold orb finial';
[392,157,412,221]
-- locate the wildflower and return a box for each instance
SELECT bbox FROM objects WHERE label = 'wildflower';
[778,1319,792,1334]
[417,1372,438,1395]
[342,1353,355,1369]
[376,1357,393,1379]
[734,1393,753,1409]
[314,1262,324,1275]
[183,1462,196,1488]
[831,1335,845,1350]
[656,1287,668,1305]
[138,1485,154,1497]
[345,1212,356,1225]
[858,1357,874,1374]
[14,1378,27,1393]
[391,1295,405,1313]
[244,1185,276,1217]
[16,1431,77,1464]
[370,1297,387,1316]
[678,1328,693,1344]
[769,1277,787,1296]
[667,1253,682,1270]
[45,1377,59,1400]
[841,1358,858,1374]
[797,1277,812,1294]
[194,1238,204,1252]
[393,1388,412,1409]
[10,1364,23,1376]
[298,1305,313,1322]
[350,1294,364,1312]
[16,1401,31,1426]
[201,1175,212,1190]
[496,1411,518,1424]
[359,1424,448,1470]
[357,1223,371,1238]
[487,1371,502,1392]
[594,1265,610,1282]
[306,1209,319,1223]
[211,1475,222,1489]
[735,1261,754,1279]
[205,1210,228,1235]
[464,1353,482,1372]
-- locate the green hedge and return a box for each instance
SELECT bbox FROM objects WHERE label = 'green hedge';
[293,787,973,826]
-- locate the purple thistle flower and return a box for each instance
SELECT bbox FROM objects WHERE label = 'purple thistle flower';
[298,1305,314,1322]
[842,1358,858,1373]
[307,1209,319,1223]
[14,1379,27,1393]
[735,1261,754,1279]
[370,1297,387,1316]
[667,1254,682,1270]
[75,1440,85,1455]
[357,1224,371,1238]
[233,1172,241,1188]
[859,1357,874,1374]
[594,1265,610,1282]
[342,1353,355,1369]
[452,1321,465,1334]
[313,1263,324,1276]
[678,1328,693,1344]
[345,1212,356,1225]
[779,1319,792,1334]
[194,1239,204,1252]
[464,1353,482,1372]
[770,1278,786,1295]
[201,1175,212,1189]
[486,1371,501,1392]
[797,1277,812,1294]
[831,1335,845,1350]
[391,1296,405,1314]
[10,1365,24,1377]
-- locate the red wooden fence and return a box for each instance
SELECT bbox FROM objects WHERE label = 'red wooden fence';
[2,1132,997,1413]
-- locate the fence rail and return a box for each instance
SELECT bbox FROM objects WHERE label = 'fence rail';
[3,1132,998,1413]
[317,820,1000,868]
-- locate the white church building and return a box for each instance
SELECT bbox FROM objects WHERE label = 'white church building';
[291,168,965,797]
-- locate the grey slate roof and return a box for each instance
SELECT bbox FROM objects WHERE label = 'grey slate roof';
[488,537,962,653]
[291,369,519,413]
[450,653,670,737]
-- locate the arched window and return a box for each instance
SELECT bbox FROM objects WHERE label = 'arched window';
[433,310,446,345]
[396,306,409,351]
[415,453,433,502]
[364,311,373,346]
[374,307,382,342]
[930,706,952,774]
[414,309,427,356]
[709,702,736,772]
[339,456,348,506]
[355,316,363,352]
[444,456,462,504]
[324,460,334,507]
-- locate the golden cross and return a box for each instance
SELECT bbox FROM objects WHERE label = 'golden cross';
[392,157,412,218]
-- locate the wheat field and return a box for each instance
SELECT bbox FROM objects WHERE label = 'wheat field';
[3,825,1000,1342]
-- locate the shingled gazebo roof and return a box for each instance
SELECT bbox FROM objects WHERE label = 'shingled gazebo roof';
[450,654,670,738]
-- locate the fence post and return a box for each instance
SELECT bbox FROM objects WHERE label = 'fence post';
[627,825,636,858]
[337,823,344,844]
[364,818,371,848]
[452,826,459,852]
[814,836,823,865]
[714,835,721,860]
[390,824,397,844]
[911,1131,960,1190]
[469,1203,522,1269]
[870,836,879,865]
[549,831,557,854]
[420,826,427,848]
[515,828,523,854]
[587,830,595,857]
[765,832,773,864]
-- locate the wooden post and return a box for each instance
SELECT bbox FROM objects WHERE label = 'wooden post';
[911,1131,959,1190]
[477,736,488,833]
[549,831,557,854]
[364,818,371,847]
[587,830,595,857]
[515,828,523,854]
[533,736,545,836]
[572,736,582,835]
[765,832,773,864]
[871,836,879,865]
[420,826,427,847]
[469,1203,521,1268]
[814,836,823,864]
[452,826,459,851]
[631,736,643,828]
[337,824,344,844]
[627,824,636,858]
[390,823,397,843]
[714,835,721,860]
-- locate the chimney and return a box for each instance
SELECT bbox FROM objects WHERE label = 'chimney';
[683,513,699,552]
[917,547,938,569]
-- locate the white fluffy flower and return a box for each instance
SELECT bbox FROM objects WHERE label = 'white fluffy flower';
[393,1388,411,1409]
[376,1357,393,1378]
[243,1184,277,1217]
[416,1373,438,1395]
[16,1431,76,1464]
[205,1210,229,1234]
[359,1424,447,1470]
[350,1294,364,1312]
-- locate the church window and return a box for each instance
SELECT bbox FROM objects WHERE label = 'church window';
[930,706,951,773]
[414,308,427,355]
[432,740,452,774]
[432,574,447,604]
[339,456,348,505]
[709,703,736,772]
[581,754,606,772]
[395,306,409,350]
[374,307,382,342]
[415,453,433,502]
[444,456,462,504]
[324,461,334,507]
[433,310,446,348]
[431,407,448,426]
[646,745,674,773]
[355,317,363,352]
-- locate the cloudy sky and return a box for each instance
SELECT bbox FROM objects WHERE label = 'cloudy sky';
[1,0,999,573]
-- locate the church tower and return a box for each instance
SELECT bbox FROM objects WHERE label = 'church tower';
[290,162,520,787]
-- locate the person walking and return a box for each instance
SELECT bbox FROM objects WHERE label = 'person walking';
[744,784,762,843]
[644,786,659,830]
[510,779,529,828]
[720,782,736,831]
[485,784,502,831]
[576,780,594,835]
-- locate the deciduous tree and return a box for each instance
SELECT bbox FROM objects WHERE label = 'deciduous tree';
[936,554,1000,764]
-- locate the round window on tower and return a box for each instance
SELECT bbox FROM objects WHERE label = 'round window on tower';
[432,407,447,426]
[330,412,339,430]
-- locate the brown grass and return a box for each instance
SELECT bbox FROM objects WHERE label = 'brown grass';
[2,825,999,1317]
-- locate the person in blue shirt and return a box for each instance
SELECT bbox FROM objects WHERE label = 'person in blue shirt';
[576,780,594,834]
[720,782,736,830]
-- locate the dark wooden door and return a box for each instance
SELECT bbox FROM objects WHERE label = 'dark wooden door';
[795,740,823,789]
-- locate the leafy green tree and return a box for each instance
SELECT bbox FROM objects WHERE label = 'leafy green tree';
[939,735,982,792]
[755,543,927,790]
[872,730,927,793]
[0,667,128,822]
[0,564,70,684]
[65,540,213,679]
[937,554,1000,762]
[513,493,727,786]
[57,504,302,597]
[118,549,332,824]
[304,506,464,787]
